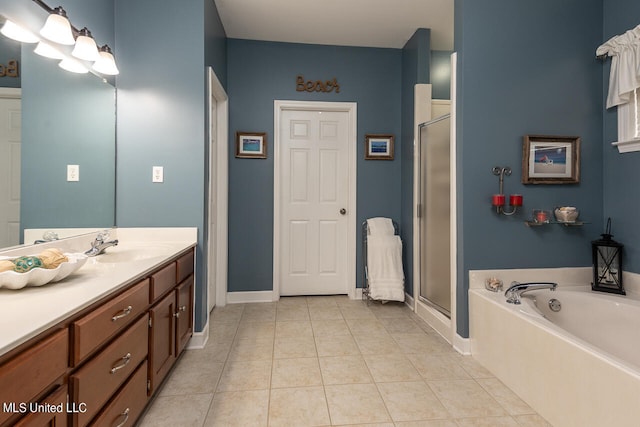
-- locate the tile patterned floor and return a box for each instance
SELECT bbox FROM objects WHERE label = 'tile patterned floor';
[139,296,552,427]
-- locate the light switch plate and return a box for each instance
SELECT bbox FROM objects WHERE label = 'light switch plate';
[152,166,164,183]
[67,165,79,182]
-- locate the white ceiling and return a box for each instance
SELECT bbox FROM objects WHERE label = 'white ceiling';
[214,0,454,51]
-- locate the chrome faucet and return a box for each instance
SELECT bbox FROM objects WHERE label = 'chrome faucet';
[85,232,119,257]
[504,281,557,304]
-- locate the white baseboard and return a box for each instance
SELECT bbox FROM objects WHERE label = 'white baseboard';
[453,333,471,355]
[186,319,209,350]
[227,291,274,304]
[404,292,414,310]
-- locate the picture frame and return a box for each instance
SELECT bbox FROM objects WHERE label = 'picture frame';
[365,134,394,160]
[522,135,581,184]
[236,132,267,158]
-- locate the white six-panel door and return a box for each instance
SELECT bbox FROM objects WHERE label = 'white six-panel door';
[0,91,21,248]
[275,101,356,297]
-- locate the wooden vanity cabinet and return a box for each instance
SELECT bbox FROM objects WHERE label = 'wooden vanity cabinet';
[0,247,195,427]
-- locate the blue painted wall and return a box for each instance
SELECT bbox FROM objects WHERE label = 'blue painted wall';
[400,29,431,296]
[226,39,402,293]
[455,0,604,337]
[115,0,227,331]
[602,0,640,273]
[205,0,227,90]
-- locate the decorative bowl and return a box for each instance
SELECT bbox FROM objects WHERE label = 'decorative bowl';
[0,253,87,290]
[554,207,579,223]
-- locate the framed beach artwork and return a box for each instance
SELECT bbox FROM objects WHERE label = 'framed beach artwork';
[365,134,394,160]
[236,132,267,158]
[522,135,581,184]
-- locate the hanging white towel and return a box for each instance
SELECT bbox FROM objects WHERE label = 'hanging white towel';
[366,235,405,302]
[366,217,395,236]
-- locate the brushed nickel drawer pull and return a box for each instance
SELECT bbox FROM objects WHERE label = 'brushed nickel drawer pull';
[111,306,133,322]
[110,353,131,374]
[114,407,130,427]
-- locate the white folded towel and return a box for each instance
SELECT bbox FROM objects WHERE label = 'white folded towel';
[366,235,405,302]
[366,217,395,236]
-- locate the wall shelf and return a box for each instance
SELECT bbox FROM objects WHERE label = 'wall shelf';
[524,221,588,227]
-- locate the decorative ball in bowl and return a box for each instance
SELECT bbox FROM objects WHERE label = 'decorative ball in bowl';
[554,207,579,223]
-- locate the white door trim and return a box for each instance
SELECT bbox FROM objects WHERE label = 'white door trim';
[273,100,357,300]
[207,67,229,310]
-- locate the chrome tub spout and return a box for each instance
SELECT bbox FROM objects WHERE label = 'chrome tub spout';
[504,281,557,304]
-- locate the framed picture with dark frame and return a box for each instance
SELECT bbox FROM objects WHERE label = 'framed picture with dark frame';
[365,134,394,160]
[236,132,267,158]
[522,135,581,184]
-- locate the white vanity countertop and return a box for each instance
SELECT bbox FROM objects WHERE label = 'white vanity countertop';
[0,227,197,357]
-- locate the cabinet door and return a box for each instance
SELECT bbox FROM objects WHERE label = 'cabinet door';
[148,292,175,395]
[175,275,194,355]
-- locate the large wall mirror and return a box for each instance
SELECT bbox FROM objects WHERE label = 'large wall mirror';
[0,0,116,250]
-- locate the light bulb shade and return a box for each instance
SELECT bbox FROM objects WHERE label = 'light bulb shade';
[71,28,99,61]
[1,20,39,43]
[91,46,119,75]
[40,8,75,45]
[59,57,88,74]
[34,41,65,59]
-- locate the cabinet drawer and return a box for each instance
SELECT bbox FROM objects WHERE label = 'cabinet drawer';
[150,263,176,302]
[176,250,194,283]
[71,315,148,427]
[72,279,150,364]
[13,386,68,427]
[89,361,148,427]
[0,329,68,426]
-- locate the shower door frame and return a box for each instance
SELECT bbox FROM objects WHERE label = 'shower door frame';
[412,69,458,348]
[417,112,452,318]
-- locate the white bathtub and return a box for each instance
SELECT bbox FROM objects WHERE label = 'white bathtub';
[469,285,640,427]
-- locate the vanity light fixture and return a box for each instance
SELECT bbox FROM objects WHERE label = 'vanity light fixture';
[491,166,523,216]
[91,45,119,75]
[32,0,119,76]
[59,57,89,74]
[34,41,65,59]
[39,6,75,45]
[71,27,100,61]
[0,19,39,43]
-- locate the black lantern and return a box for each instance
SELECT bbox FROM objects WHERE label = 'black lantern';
[591,218,625,295]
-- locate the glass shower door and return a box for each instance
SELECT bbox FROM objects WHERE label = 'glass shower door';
[418,113,451,317]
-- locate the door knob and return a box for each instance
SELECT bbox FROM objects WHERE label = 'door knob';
[340,208,347,215]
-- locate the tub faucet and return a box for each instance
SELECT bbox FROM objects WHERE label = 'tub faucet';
[85,232,119,257]
[505,281,557,304]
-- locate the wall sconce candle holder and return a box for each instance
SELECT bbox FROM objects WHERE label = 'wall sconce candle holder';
[491,166,523,216]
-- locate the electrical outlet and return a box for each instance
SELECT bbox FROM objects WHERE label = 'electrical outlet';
[152,166,164,183]
[67,165,79,182]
